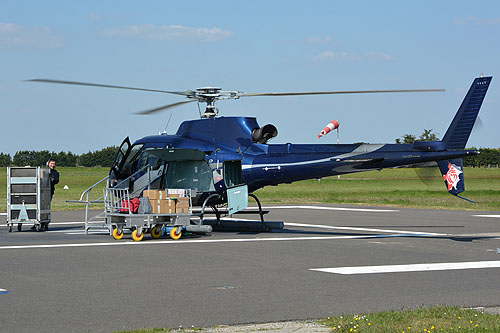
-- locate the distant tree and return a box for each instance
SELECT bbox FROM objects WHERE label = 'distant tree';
[396,129,439,144]
[395,134,416,144]
[53,151,78,167]
[13,150,51,166]
[78,146,118,167]
[418,129,440,141]
[0,153,11,167]
[463,147,500,167]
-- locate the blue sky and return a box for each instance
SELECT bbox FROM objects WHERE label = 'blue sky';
[1,1,499,155]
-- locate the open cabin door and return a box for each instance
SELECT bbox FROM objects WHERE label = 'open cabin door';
[110,137,131,181]
[223,160,248,215]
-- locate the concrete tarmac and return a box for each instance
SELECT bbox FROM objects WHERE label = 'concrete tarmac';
[1,205,500,332]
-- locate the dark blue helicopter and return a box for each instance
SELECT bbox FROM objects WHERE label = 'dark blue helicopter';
[29,76,491,207]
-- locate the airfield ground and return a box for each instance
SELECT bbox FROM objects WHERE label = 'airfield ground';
[1,205,500,332]
[1,167,499,212]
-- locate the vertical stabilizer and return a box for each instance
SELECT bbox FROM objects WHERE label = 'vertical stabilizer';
[442,76,492,150]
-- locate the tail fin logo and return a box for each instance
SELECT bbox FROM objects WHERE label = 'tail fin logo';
[443,163,463,191]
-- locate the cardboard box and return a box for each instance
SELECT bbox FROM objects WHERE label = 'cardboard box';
[149,199,161,214]
[176,207,189,214]
[160,199,176,214]
[143,190,167,200]
[176,197,190,208]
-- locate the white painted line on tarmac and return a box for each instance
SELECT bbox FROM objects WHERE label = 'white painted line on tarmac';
[263,205,399,212]
[0,213,6,216]
[473,215,500,219]
[0,233,434,250]
[310,260,500,275]
[285,222,445,236]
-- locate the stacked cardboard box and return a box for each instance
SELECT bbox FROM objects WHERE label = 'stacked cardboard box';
[176,197,190,214]
[143,190,176,214]
[143,189,190,214]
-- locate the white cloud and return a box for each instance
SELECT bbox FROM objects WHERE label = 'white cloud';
[453,17,500,26]
[100,24,233,42]
[303,36,332,44]
[0,22,64,49]
[365,51,397,61]
[313,51,361,62]
[313,51,397,62]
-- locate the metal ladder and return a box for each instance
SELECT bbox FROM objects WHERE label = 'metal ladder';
[67,176,110,234]
[67,165,153,234]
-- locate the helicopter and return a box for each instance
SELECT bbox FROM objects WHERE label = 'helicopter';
[28,76,491,210]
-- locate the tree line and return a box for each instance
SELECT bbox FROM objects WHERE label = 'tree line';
[0,138,498,168]
[396,129,500,167]
[0,146,119,167]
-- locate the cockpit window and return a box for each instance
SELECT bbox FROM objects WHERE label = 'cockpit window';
[125,144,144,165]
[139,150,162,171]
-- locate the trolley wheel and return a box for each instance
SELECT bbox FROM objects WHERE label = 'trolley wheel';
[170,227,182,240]
[151,225,162,239]
[17,224,22,232]
[8,225,12,232]
[36,224,42,232]
[131,229,144,242]
[112,228,124,240]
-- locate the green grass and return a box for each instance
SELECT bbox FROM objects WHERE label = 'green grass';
[320,305,500,332]
[0,167,109,212]
[1,167,499,212]
[114,306,500,332]
[254,167,500,211]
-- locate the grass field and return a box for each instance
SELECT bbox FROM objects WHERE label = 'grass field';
[1,167,499,212]
[116,306,500,332]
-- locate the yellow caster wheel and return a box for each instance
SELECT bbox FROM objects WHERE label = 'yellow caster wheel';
[151,225,162,239]
[112,228,124,240]
[132,229,144,242]
[170,227,182,240]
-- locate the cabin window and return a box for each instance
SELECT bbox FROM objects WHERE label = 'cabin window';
[164,160,215,192]
[224,160,244,188]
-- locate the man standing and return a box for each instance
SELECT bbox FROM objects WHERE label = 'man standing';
[48,158,59,200]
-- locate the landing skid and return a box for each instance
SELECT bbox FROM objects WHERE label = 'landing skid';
[198,193,283,231]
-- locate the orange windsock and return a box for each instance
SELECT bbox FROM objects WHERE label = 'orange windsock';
[318,120,340,138]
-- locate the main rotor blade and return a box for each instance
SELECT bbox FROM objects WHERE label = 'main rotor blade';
[241,88,445,97]
[134,100,196,115]
[26,79,189,96]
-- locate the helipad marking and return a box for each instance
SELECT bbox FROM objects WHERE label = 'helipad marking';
[285,222,445,236]
[310,260,500,275]
[0,233,435,250]
[473,215,500,219]
[263,205,399,212]
[0,288,7,294]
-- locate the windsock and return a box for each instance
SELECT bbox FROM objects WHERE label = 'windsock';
[318,120,340,138]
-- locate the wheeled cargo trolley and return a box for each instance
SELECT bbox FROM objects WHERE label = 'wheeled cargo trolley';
[103,187,211,241]
[6,166,51,232]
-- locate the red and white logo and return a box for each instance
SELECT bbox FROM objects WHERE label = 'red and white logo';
[443,163,462,191]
